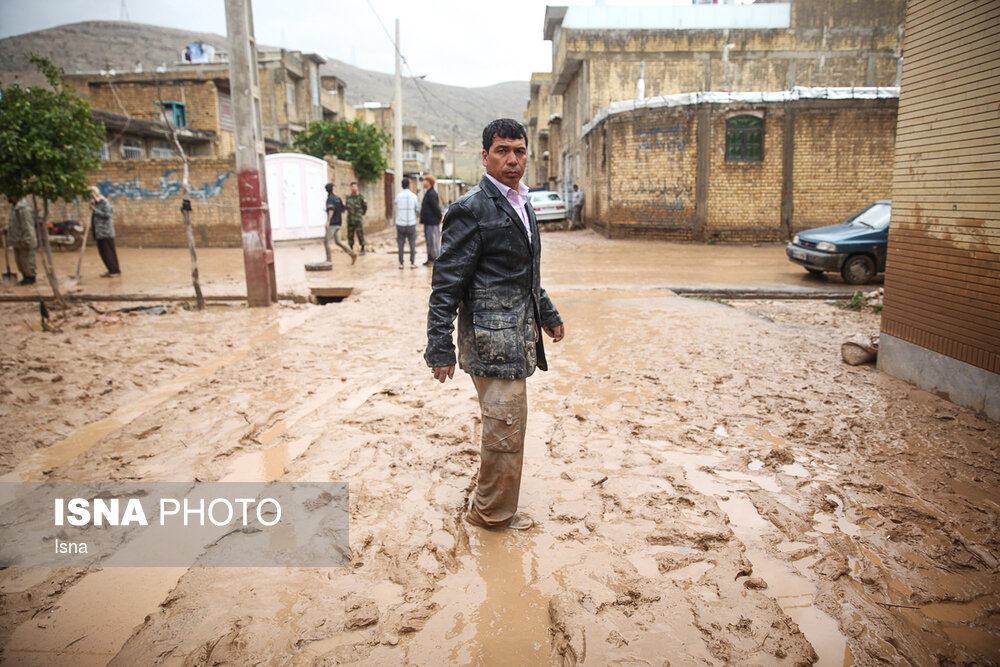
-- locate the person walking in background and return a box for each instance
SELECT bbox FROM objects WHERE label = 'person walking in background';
[395,177,419,269]
[425,118,565,531]
[88,186,120,277]
[571,183,584,230]
[345,182,368,255]
[420,174,442,266]
[324,183,355,264]
[5,195,37,285]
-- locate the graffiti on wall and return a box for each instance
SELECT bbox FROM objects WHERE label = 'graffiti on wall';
[625,180,696,228]
[97,169,234,201]
[635,124,688,152]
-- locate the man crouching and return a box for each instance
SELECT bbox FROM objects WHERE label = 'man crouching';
[425,118,564,531]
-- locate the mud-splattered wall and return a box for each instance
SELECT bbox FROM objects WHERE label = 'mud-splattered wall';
[586,97,896,242]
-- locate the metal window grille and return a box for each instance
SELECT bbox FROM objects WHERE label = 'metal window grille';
[726,115,763,162]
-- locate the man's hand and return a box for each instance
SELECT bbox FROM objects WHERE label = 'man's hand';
[432,365,455,383]
[543,324,565,342]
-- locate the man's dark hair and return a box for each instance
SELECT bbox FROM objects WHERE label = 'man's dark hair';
[402,177,410,189]
[325,182,333,193]
[482,118,528,152]
[350,181,358,186]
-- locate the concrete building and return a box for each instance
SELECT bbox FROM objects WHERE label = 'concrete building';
[877,0,1000,419]
[534,0,905,239]
[524,73,561,189]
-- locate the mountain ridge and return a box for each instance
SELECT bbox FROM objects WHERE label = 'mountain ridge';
[0,21,529,161]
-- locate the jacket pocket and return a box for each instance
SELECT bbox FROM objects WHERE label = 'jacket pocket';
[472,312,519,365]
[481,400,522,453]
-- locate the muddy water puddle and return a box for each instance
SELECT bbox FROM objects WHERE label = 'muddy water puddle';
[411,530,551,665]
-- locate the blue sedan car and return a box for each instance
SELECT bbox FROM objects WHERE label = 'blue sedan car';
[786,200,891,284]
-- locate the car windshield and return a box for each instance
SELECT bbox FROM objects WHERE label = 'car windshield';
[845,203,891,230]
[531,192,561,202]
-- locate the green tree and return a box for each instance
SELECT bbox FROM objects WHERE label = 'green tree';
[0,54,105,303]
[291,119,389,183]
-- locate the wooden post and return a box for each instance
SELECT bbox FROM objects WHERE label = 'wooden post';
[226,0,276,307]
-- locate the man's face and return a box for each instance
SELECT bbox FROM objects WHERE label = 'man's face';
[482,135,526,189]
[351,184,359,195]
[422,178,432,190]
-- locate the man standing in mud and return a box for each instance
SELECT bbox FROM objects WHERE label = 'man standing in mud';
[425,118,564,531]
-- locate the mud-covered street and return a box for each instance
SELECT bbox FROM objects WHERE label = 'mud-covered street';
[1,230,998,665]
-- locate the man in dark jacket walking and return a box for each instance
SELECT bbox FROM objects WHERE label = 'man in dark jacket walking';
[425,119,564,531]
[324,183,355,264]
[420,174,442,265]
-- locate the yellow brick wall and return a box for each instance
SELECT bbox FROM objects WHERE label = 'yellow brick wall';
[791,103,897,231]
[585,99,896,242]
[593,107,700,238]
[706,108,784,239]
[84,80,220,133]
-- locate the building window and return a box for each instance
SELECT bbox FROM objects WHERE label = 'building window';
[151,140,178,158]
[155,101,187,127]
[100,142,110,160]
[121,138,143,160]
[726,115,763,162]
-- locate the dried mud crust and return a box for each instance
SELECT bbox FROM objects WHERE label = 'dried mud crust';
[0,288,997,665]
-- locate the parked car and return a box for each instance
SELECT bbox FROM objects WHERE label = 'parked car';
[528,190,567,224]
[786,200,891,284]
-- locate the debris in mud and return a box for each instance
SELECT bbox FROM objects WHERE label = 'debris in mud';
[743,577,769,590]
[344,595,379,630]
[119,305,168,315]
[763,447,795,468]
[841,333,879,365]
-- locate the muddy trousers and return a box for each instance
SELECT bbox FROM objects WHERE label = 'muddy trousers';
[467,375,528,527]
[324,225,353,262]
[13,247,36,279]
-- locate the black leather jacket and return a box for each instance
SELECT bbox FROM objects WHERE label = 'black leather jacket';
[425,176,562,379]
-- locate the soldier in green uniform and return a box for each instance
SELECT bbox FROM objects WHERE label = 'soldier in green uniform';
[345,182,368,255]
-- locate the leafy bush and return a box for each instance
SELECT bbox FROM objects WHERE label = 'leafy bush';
[291,120,389,184]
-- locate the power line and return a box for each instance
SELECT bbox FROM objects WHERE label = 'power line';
[364,1,479,127]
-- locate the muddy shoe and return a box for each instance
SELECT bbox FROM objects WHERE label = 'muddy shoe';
[505,513,534,531]
[351,251,358,265]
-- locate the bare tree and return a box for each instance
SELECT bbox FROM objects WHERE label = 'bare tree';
[156,83,205,310]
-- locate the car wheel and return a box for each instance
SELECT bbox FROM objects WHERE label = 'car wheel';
[806,268,824,277]
[841,254,875,285]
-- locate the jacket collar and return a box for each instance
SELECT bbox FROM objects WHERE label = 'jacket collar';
[480,176,536,249]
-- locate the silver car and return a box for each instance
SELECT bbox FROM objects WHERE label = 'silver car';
[528,190,568,224]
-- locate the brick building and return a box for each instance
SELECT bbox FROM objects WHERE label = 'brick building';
[66,47,345,160]
[877,0,1000,419]
[0,48,387,248]
[583,88,898,241]
[532,0,905,240]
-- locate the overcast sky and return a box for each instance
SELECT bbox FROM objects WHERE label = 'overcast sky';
[0,0,692,88]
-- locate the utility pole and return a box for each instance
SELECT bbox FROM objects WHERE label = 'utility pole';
[393,19,403,201]
[225,0,276,307]
[450,124,456,205]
